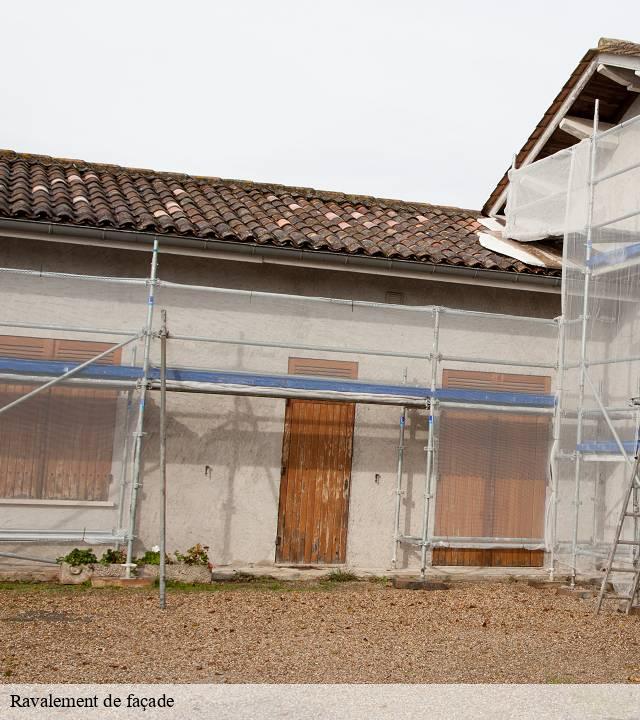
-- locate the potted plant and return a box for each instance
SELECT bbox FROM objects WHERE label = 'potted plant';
[57,548,98,584]
[138,544,212,583]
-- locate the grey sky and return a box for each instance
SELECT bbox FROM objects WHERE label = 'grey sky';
[3,1,640,210]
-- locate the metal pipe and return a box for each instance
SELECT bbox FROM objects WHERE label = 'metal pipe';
[159,310,168,609]
[150,380,427,406]
[0,266,146,285]
[125,239,159,577]
[0,530,125,543]
[0,334,140,418]
[170,333,556,369]
[0,374,136,389]
[0,320,137,337]
[148,379,555,412]
[170,333,430,361]
[592,205,640,231]
[115,343,138,551]
[437,305,557,325]
[391,369,407,569]
[437,401,554,414]
[584,371,635,472]
[570,100,599,587]
[440,354,556,369]
[549,316,565,580]
[421,308,440,576]
[593,156,640,186]
[0,551,58,565]
[157,279,558,321]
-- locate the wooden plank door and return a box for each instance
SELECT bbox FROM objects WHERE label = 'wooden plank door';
[276,358,357,565]
[432,370,550,567]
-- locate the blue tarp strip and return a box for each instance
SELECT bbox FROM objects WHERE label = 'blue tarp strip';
[588,242,640,269]
[0,356,556,408]
[578,441,639,453]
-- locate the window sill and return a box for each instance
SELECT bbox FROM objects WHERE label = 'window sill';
[0,499,115,508]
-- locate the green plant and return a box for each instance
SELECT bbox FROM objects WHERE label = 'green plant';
[174,544,210,566]
[135,550,162,566]
[325,569,359,583]
[99,548,126,565]
[56,548,98,567]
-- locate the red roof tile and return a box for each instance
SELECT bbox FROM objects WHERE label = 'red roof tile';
[0,150,555,275]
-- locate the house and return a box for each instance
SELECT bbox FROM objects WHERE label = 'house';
[0,37,638,576]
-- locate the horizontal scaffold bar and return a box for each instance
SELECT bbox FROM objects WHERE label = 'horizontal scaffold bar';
[0,357,556,409]
[0,530,126,544]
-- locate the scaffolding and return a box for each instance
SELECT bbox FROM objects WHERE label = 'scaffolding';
[507,106,640,589]
[0,246,559,578]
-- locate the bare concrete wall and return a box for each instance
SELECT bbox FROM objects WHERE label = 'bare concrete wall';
[0,238,560,570]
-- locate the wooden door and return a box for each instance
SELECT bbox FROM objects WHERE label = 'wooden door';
[276,358,357,565]
[433,370,550,567]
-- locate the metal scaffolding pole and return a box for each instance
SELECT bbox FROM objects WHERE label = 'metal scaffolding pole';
[548,316,565,580]
[115,346,137,551]
[125,238,159,578]
[391,369,408,569]
[570,99,599,587]
[420,307,440,577]
[159,309,168,609]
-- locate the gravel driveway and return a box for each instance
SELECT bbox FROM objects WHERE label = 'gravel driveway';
[1,579,639,683]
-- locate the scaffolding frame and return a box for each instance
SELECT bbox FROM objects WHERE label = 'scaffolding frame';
[505,104,640,585]
[0,246,559,578]
[564,107,640,585]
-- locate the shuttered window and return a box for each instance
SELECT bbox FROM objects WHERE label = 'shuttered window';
[0,335,121,501]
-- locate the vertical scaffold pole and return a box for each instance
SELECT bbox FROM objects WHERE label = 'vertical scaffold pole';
[570,99,599,586]
[391,368,408,569]
[549,315,565,580]
[159,309,168,609]
[125,238,159,577]
[421,307,440,577]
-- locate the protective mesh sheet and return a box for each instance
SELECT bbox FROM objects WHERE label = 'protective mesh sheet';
[509,114,640,576]
[0,271,149,540]
[154,282,435,396]
[506,145,576,242]
[0,264,560,562]
[433,407,551,548]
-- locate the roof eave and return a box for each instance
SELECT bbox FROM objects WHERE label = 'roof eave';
[484,47,640,218]
[0,217,561,294]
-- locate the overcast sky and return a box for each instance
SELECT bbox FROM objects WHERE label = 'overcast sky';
[3,1,640,210]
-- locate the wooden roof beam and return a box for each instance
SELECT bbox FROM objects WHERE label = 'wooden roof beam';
[559,114,614,140]
[597,63,640,92]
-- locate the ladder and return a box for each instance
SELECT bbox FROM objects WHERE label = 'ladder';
[596,451,640,614]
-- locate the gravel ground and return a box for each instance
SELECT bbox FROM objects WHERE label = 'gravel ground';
[1,579,639,683]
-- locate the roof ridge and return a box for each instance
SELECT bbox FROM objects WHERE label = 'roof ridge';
[0,148,480,216]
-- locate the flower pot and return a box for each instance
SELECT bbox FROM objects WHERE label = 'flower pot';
[138,563,211,584]
[59,562,94,585]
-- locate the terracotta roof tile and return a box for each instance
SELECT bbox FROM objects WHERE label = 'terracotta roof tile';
[0,149,557,276]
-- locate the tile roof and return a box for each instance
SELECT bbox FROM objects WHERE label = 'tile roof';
[483,37,640,216]
[0,150,555,276]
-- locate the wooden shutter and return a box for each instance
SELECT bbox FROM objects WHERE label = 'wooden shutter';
[0,336,52,498]
[0,335,121,500]
[434,369,550,567]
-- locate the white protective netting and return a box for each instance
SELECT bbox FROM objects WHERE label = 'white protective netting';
[508,113,640,578]
[431,310,556,556]
[0,270,149,542]
[153,281,435,394]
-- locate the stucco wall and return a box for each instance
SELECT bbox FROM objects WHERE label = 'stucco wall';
[0,238,560,570]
